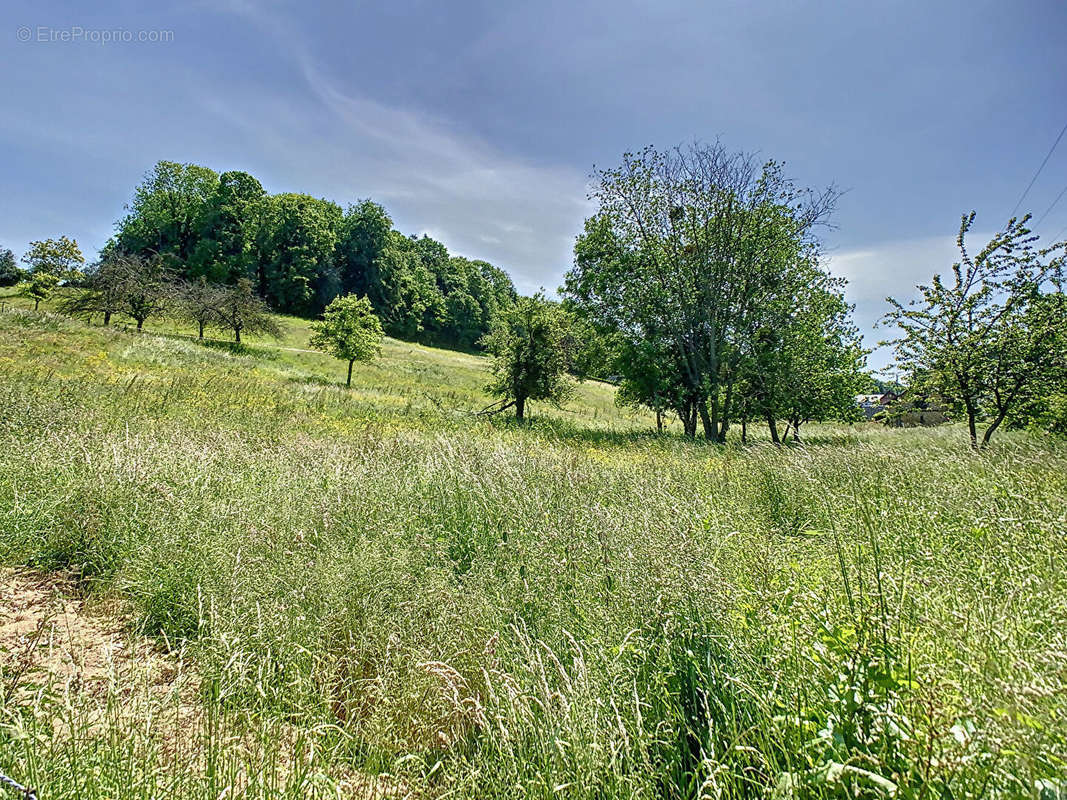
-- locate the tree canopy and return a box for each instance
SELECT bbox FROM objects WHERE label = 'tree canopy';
[884,213,1066,448]
[564,141,851,441]
[309,294,384,386]
[481,294,575,421]
[111,160,517,350]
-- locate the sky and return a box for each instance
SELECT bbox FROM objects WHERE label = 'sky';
[3,0,1066,371]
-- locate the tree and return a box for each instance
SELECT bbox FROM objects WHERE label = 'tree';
[110,253,172,330]
[0,248,22,286]
[189,171,266,284]
[22,236,85,281]
[336,200,393,297]
[116,161,219,262]
[613,334,684,433]
[481,294,574,422]
[737,258,866,442]
[884,212,1065,449]
[565,142,837,440]
[57,252,129,325]
[214,279,281,343]
[309,294,384,387]
[18,272,59,310]
[366,231,444,340]
[257,194,342,315]
[174,277,225,340]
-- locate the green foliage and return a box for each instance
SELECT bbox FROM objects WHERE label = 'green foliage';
[17,270,59,309]
[117,161,220,262]
[189,170,266,283]
[885,212,1066,448]
[21,235,85,281]
[257,193,343,315]
[110,161,517,350]
[564,142,839,441]
[309,294,384,386]
[0,247,24,286]
[482,294,575,420]
[1,310,1066,798]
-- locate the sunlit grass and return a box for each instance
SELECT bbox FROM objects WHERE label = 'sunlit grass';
[1,303,1065,798]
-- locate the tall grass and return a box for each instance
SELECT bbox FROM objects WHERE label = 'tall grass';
[1,308,1065,798]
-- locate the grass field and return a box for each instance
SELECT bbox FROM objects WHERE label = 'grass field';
[1,297,1065,799]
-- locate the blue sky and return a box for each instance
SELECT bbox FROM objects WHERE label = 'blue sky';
[3,0,1066,369]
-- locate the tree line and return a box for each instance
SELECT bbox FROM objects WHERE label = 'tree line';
[106,161,517,349]
[6,142,1063,446]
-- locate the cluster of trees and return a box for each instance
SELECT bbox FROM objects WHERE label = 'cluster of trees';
[56,252,281,343]
[110,161,517,349]
[517,141,869,442]
[885,213,1067,448]
[12,238,387,387]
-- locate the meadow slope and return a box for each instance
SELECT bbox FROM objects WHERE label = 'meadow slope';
[1,305,1065,799]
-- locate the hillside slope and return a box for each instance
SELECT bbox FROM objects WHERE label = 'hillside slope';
[1,305,1065,799]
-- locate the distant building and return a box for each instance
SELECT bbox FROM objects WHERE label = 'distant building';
[855,392,897,419]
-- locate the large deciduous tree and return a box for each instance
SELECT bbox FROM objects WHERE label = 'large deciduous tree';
[884,213,1065,449]
[189,171,266,284]
[309,294,384,387]
[564,142,837,441]
[481,293,574,422]
[257,193,342,315]
[336,200,393,297]
[117,161,219,262]
[0,247,25,286]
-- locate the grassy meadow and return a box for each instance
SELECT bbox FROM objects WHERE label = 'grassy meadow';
[1,295,1065,798]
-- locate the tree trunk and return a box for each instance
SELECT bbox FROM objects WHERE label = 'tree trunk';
[965,403,978,450]
[347,359,354,388]
[198,320,205,340]
[697,399,714,441]
[34,299,40,311]
[767,415,781,445]
[655,409,663,433]
[103,311,111,326]
[515,395,526,422]
[981,412,1008,448]
[235,327,241,344]
[137,318,144,331]
[792,418,801,443]
[741,416,747,445]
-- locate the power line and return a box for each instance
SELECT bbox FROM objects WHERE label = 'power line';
[1010,121,1067,219]
[1034,182,1067,227]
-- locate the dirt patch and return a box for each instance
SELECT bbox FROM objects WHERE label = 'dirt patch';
[0,569,188,709]
[0,569,405,798]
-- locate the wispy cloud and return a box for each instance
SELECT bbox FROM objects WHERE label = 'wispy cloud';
[200,1,593,294]
[826,233,983,370]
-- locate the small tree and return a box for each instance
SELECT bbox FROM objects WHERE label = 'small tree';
[113,253,171,330]
[58,255,129,325]
[0,248,23,287]
[884,213,1065,449]
[309,294,384,387]
[214,279,281,343]
[22,236,85,281]
[480,293,574,422]
[174,277,224,340]
[18,272,60,310]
